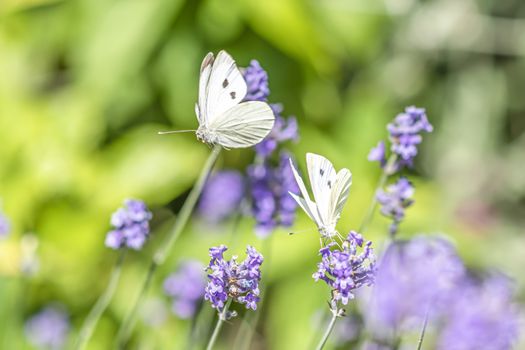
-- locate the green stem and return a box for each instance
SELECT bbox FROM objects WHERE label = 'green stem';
[416,308,430,350]
[75,250,127,350]
[206,299,232,350]
[315,311,338,350]
[115,145,222,348]
[358,154,397,234]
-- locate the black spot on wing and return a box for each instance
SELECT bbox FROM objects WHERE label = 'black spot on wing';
[230,91,236,99]
[223,79,229,88]
[328,180,332,189]
[320,169,324,176]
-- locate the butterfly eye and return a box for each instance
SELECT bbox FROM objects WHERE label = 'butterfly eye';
[222,79,229,88]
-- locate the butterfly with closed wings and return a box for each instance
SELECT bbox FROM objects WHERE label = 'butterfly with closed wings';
[289,153,352,242]
[160,50,275,149]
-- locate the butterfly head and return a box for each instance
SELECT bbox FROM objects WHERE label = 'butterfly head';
[318,225,337,238]
[196,126,219,146]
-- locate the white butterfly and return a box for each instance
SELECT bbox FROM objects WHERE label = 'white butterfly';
[289,153,352,238]
[161,50,275,149]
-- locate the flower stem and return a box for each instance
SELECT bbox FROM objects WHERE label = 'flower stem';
[416,307,430,350]
[115,145,222,348]
[206,299,232,350]
[315,311,338,350]
[358,154,397,234]
[75,250,126,350]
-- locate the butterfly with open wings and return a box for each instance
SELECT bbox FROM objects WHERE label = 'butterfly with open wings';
[160,50,275,149]
[289,153,352,241]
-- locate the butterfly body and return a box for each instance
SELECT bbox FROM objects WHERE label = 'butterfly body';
[289,153,352,239]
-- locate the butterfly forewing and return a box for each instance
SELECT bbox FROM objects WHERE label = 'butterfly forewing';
[197,52,215,124]
[204,50,247,125]
[306,153,337,227]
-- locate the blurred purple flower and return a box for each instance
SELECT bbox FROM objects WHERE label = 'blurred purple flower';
[164,260,206,319]
[105,199,152,250]
[197,171,245,223]
[255,104,298,158]
[25,306,70,350]
[388,106,433,169]
[368,236,465,334]
[0,208,10,238]
[242,60,270,102]
[204,245,263,314]
[313,231,376,311]
[376,177,414,235]
[437,275,520,350]
[368,141,386,168]
[248,152,300,237]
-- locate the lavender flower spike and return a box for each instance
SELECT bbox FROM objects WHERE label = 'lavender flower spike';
[204,245,263,314]
[164,260,206,319]
[313,231,376,311]
[437,274,520,350]
[25,306,70,350]
[105,199,153,250]
[368,141,386,168]
[197,171,245,224]
[376,177,414,235]
[242,60,270,102]
[367,236,465,336]
[248,152,300,237]
[388,106,433,169]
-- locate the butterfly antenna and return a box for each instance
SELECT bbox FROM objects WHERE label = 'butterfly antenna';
[157,130,196,135]
[289,228,315,236]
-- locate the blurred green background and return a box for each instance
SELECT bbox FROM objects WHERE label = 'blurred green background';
[1,0,524,349]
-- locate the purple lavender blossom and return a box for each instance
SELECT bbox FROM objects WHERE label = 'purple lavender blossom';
[368,106,432,171]
[248,152,300,237]
[0,208,10,238]
[197,171,245,223]
[437,275,520,350]
[368,141,386,168]
[313,231,376,311]
[255,104,299,158]
[367,236,465,334]
[242,60,270,102]
[376,177,414,235]
[105,199,152,250]
[204,245,263,314]
[25,306,70,349]
[163,260,206,319]
[388,106,433,169]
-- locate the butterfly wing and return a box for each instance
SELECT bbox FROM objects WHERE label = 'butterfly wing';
[306,153,337,227]
[202,50,247,126]
[288,158,322,225]
[209,101,275,148]
[196,52,215,125]
[328,169,352,224]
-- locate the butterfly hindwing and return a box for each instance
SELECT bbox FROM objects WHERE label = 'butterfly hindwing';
[211,101,274,148]
[289,158,321,225]
[329,168,352,223]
